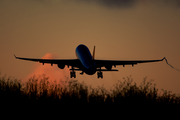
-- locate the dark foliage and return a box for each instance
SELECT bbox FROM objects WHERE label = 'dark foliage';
[0,74,179,117]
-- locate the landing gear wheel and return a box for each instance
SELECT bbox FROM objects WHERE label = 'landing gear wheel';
[70,71,76,78]
[97,72,103,78]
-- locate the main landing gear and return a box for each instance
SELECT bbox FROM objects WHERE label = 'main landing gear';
[97,71,103,78]
[70,71,76,78]
[70,66,76,78]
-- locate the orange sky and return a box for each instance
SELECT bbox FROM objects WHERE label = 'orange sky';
[0,0,180,94]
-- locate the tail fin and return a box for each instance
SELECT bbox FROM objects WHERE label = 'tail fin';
[92,46,95,60]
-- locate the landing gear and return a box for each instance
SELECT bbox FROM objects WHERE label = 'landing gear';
[97,71,103,78]
[70,66,76,78]
[70,71,76,78]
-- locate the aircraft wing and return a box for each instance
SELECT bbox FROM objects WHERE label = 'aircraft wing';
[94,57,165,68]
[14,55,82,68]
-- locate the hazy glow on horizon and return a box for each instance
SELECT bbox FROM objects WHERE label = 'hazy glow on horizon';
[0,0,180,94]
[24,53,70,83]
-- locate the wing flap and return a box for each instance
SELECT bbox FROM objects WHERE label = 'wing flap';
[14,55,82,68]
[95,57,165,68]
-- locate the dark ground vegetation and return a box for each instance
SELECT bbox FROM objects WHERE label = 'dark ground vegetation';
[0,74,179,117]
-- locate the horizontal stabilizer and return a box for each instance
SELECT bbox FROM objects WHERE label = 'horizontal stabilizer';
[96,69,118,71]
[70,69,82,71]
[70,69,118,71]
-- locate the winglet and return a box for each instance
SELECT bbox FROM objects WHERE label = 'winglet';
[14,54,17,59]
[92,46,95,60]
[162,57,166,61]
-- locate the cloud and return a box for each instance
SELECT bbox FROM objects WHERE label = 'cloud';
[75,0,137,8]
[73,0,180,8]
[18,0,180,9]
[25,53,70,84]
[97,0,136,8]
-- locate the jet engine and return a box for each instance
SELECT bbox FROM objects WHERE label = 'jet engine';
[57,64,65,69]
[105,65,112,70]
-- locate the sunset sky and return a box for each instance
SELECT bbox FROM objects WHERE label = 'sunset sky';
[0,0,180,94]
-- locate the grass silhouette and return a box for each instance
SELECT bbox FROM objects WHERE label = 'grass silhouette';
[0,74,179,116]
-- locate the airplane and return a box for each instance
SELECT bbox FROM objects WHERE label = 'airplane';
[14,44,165,78]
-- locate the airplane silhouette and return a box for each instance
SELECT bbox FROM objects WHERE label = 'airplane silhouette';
[14,44,165,78]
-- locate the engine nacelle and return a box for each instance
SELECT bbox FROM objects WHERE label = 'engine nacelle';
[105,65,112,70]
[57,64,65,69]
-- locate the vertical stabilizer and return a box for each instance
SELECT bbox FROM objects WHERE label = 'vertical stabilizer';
[92,46,95,60]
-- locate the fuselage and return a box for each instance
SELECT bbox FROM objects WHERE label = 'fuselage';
[75,44,96,75]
